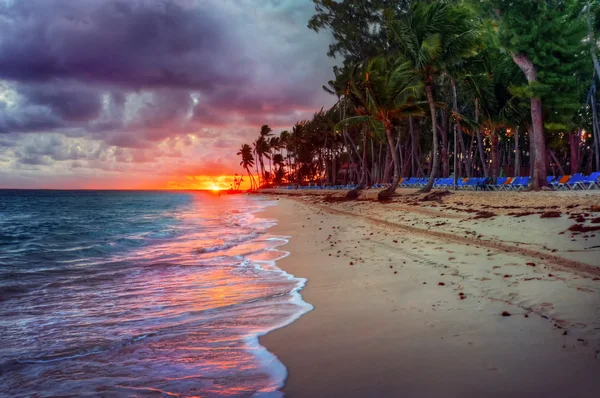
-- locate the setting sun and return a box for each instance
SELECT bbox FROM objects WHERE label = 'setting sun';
[208,182,223,191]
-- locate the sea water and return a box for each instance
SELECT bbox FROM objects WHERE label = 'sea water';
[0,190,311,397]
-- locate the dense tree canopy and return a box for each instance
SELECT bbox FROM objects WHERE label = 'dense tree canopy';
[236,0,600,197]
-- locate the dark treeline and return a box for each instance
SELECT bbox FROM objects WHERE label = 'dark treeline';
[238,0,600,199]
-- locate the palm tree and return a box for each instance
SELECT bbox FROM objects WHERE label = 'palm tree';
[337,56,423,200]
[237,144,256,190]
[388,1,479,192]
[273,153,286,185]
[255,125,273,186]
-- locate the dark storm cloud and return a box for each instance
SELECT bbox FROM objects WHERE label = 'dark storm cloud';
[21,84,103,122]
[0,0,251,90]
[0,102,65,134]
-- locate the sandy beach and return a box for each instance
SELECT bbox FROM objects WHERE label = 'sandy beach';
[260,190,600,397]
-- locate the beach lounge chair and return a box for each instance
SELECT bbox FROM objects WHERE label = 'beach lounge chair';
[513,176,530,191]
[563,174,587,190]
[572,172,600,190]
[501,177,516,191]
[503,177,522,191]
[489,177,507,191]
[462,178,477,190]
[499,177,514,191]
[551,175,569,190]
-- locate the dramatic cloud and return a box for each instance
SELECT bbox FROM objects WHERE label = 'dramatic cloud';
[0,0,336,188]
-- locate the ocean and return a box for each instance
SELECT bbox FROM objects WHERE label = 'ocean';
[0,190,311,397]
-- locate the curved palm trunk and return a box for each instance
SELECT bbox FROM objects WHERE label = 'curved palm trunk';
[254,152,261,188]
[383,145,392,183]
[378,127,401,200]
[512,53,547,190]
[440,110,449,178]
[420,85,439,193]
[246,167,256,190]
[347,129,369,199]
[451,78,471,177]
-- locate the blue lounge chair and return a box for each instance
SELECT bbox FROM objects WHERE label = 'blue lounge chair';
[556,174,580,190]
[504,176,521,191]
[513,176,531,191]
[573,172,600,190]
[490,177,507,191]
[564,174,587,190]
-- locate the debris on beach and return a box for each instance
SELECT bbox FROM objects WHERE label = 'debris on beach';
[526,262,536,267]
[472,211,496,219]
[420,190,453,203]
[508,211,535,217]
[567,224,600,233]
[540,211,562,218]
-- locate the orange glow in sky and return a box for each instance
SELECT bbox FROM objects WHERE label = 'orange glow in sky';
[164,175,251,191]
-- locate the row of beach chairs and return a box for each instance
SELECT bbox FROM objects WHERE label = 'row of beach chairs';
[282,172,600,191]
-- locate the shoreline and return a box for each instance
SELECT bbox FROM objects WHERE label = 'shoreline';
[259,192,600,397]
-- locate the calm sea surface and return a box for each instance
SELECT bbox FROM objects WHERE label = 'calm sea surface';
[0,190,310,397]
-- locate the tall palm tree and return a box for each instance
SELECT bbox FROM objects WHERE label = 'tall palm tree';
[237,144,256,190]
[255,125,273,186]
[388,1,479,192]
[272,153,286,185]
[337,56,424,200]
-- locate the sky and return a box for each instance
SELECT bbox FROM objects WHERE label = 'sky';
[0,0,336,189]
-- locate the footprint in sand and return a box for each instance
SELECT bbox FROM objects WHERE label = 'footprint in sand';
[576,287,595,293]
[571,322,588,329]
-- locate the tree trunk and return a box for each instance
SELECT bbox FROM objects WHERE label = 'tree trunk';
[420,85,439,193]
[549,150,565,176]
[591,84,600,171]
[370,139,376,185]
[347,129,369,199]
[440,109,449,178]
[475,98,488,177]
[378,127,401,200]
[332,154,337,186]
[512,53,547,189]
[514,126,520,177]
[588,1,600,80]
[383,145,392,183]
[360,130,368,186]
[377,144,383,183]
[569,130,580,175]
[451,78,471,177]
[491,131,500,184]
[409,116,417,177]
[453,123,458,188]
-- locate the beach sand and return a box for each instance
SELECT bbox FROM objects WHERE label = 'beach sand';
[260,190,600,397]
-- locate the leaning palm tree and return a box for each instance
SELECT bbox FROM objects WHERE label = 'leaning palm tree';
[237,144,257,190]
[337,56,424,200]
[255,125,273,186]
[388,1,480,193]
